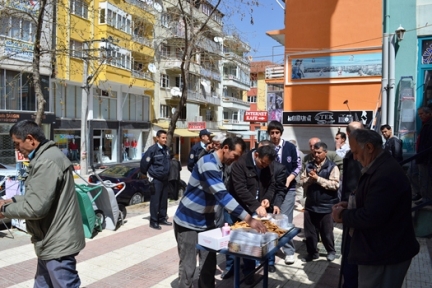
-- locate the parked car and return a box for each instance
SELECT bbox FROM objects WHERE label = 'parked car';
[0,162,18,198]
[88,163,186,207]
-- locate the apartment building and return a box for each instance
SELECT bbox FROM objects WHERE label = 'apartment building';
[52,0,156,166]
[0,0,54,164]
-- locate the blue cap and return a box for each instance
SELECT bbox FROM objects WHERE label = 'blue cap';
[199,129,211,137]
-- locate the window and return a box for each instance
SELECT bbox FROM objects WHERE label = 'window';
[160,104,170,118]
[161,13,171,28]
[247,96,257,103]
[99,6,132,34]
[94,89,117,120]
[103,44,131,70]
[160,74,169,88]
[175,76,183,89]
[70,40,83,58]
[202,3,211,16]
[1,17,35,42]
[122,93,149,121]
[70,0,88,19]
[160,44,170,58]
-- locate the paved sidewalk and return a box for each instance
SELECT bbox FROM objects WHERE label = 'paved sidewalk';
[0,167,431,287]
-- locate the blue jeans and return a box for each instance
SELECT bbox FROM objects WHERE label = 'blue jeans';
[34,254,80,288]
[269,188,296,265]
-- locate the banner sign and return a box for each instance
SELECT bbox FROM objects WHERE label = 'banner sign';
[188,122,206,130]
[244,111,268,122]
[282,110,373,125]
[4,39,34,62]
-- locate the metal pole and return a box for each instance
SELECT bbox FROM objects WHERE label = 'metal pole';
[388,34,396,129]
[80,41,89,175]
[382,34,389,126]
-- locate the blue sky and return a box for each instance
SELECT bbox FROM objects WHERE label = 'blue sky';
[221,1,285,64]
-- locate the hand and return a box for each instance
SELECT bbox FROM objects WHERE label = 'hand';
[308,170,318,180]
[256,206,267,218]
[335,201,348,209]
[248,218,267,234]
[0,212,4,219]
[261,199,270,208]
[273,206,280,214]
[332,204,345,223]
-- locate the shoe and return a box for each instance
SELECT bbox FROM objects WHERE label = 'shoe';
[412,194,422,201]
[220,269,233,279]
[285,255,295,265]
[268,265,276,273]
[301,254,319,262]
[326,252,336,262]
[159,220,172,226]
[244,275,255,285]
[149,223,161,230]
[415,199,425,205]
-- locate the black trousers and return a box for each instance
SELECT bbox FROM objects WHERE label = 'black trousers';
[150,179,168,224]
[304,210,336,256]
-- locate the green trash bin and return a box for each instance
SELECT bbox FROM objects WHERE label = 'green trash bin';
[75,184,104,239]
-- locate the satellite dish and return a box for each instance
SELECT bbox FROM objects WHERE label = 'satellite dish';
[248,55,253,62]
[214,37,223,43]
[170,87,182,97]
[148,63,156,73]
[171,107,177,114]
[153,2,162,12]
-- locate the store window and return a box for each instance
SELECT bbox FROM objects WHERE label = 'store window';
[53,130,81,162]
[94,89,117,120]
[122,130,145,161]
[122,93,150,121]
[93,129,117,164]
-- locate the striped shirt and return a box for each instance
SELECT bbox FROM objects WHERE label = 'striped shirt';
[174,152,248,231]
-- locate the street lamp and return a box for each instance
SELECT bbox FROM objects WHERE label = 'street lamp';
[395,25,406,41]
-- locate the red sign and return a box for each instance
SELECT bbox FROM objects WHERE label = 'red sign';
[188,121,206,130]
[244,111,268,122]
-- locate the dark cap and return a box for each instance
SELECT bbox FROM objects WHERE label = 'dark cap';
[199,129,211,137]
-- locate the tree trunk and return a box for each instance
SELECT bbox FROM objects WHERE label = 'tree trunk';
[33,0,48,126]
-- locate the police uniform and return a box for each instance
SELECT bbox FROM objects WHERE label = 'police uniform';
[140,143,171,226]
[187,142,204,172]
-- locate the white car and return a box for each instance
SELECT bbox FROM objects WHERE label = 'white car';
[0,162,19,197]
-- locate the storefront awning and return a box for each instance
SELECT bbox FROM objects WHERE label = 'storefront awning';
[227,130,257,139]
[154,122,170,129]
[174,129,199,137]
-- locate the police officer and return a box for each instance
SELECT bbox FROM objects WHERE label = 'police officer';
[187,129,212,172]
[140,130,171,230]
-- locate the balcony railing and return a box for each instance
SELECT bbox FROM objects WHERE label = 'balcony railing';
[187,89,221,105]
[223,74,251,86]
[132,35,152,47]
[132,70,153,81]
[265,65,284,79]
[197,37,221,55]
[200,67,221,81]
[222,96,250,106]
[3,0,39,16]
[123,0,155,13]
[224,52,249,64]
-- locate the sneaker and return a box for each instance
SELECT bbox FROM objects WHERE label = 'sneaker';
[285,255,295,265]
[326,252,336,262]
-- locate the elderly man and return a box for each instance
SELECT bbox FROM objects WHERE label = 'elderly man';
[300,142,340,262]
[332,129,419,288]
[304,137,343,174]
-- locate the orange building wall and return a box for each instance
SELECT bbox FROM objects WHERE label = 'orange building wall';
[283,0,382,112]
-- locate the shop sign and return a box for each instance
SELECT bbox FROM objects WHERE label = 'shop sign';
[282,110,373,125]
[188,121,206,130]
[244,111,268,122]
[4,39,34,62]
[0,112,55,124]
[58,134,79,139]
[105,134,114,139]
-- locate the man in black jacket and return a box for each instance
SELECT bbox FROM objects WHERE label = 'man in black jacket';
[140,130,171,230]
[380,124,403,163]
[300,142,340,262]
[221,145,276,281]
[187,129,212,172]
[333,129,419,288]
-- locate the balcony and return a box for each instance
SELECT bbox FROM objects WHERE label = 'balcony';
[187,89,221,106]
[132,35,152,47]
[265,65,284,79]
[123,0,155,14]
[219,119,249,130]
[223,74,250,90]
[2,0,39,16]
[200,67,221,82]
[131,70,154,81]
[160,58,182,72]
[222,96,250,110]
[224,52,249,65]
[196,37,221,55]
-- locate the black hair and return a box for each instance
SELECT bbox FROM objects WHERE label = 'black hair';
[222,137,246,153]
[259,140,275,149]
[255,145,276,161]
[9,120,46,142]
[156,130,167,137]
[313,141,328,152]
[380,124,391,131]
[267,120,284,134]
[336,131,347,140]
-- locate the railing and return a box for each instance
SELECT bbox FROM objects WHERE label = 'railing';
[224,52,249,64]
[200,66,221,81]
[265,65,284,79]
[223,74,251,86]
[131,70,153,81]
[222,96,250,106]
[123,0,154,13]
[132,35,152,47]
[187,89,221,105]
[196,37,221,55]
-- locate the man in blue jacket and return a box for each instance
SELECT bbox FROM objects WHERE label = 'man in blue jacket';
[187,129,212,172]
[141,130,171,230]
